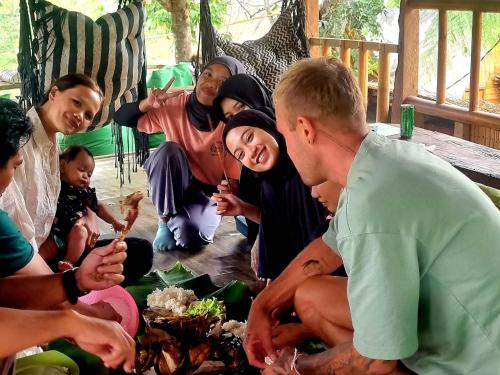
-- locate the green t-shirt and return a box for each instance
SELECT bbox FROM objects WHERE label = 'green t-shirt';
[323,132,500,374]
[0,209,34,277]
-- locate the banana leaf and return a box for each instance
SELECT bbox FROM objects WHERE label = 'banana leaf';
[50,261,252,374]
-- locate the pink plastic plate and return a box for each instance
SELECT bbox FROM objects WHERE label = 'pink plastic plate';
[79,285,139,337]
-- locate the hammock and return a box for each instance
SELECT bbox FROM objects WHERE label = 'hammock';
[18,0,149,185]
[196,0,309,89]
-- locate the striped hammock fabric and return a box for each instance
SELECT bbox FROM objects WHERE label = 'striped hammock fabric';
[32,1,145,130]
[198,0,308,90]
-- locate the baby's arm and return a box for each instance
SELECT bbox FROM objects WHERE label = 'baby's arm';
[96,202,125,232]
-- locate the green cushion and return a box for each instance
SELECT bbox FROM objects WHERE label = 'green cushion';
[478,183,500,210]
[146,62,193,89]
[57,126,133,157]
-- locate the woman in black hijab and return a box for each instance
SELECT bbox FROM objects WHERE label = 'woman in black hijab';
[114,56,246,252]
[211,74,275,247]
[211,74,273,124]
[212,108,328,279]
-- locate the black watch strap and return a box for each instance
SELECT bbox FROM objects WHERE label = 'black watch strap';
[62,268,86,305]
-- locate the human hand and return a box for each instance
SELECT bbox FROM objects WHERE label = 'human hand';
[83,210,100,248]
[217,179,239,196]
[112,220,126,233]
[76,240,127,291]
[211,192,244,216]
[140,77,183,111]
[261,347,298,375]
[68,310,135,371]
[88,301,123,323]
[272,323,309,350]
[244,299,276,369]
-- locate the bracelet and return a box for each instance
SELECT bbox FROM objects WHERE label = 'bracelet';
[62,268,86,305]
[290,348,303,375]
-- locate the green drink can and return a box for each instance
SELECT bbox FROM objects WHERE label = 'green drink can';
[400,104,415,139]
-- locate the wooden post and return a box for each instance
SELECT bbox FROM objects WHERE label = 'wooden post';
[306,0,320,57]
[340,42,351,68]
[391,0,419,124]
[358,44,369,109]
[436,9,447,104]
[376,48,391,123]
[321,39,331,57]
[469,11,482,112]
[454,122,471,140]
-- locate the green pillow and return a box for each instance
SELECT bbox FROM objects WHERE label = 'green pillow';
[147,62,193,89]
[478,183,500,210]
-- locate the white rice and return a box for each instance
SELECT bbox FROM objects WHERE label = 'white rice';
[222,320,247,339]
[146,286,197,315]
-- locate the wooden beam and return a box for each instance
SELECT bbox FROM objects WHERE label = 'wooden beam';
[436,10,447,104]
[376,50,391,123]
[469,11,482,112]
[309,38,399,53]
[358,45,369,108]
[364,41,399,53]
[406,96,500,131]
[407,0,500,12]
[305,0,320,57]
[392,0,420,124]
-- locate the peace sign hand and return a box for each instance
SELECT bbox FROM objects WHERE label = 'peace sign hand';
[140,76,184,112]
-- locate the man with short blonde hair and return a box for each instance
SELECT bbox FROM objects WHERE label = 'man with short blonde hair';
[273,57,365,131]
[244,58,500,374]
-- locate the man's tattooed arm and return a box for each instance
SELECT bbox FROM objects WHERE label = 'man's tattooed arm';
[297,342,412,375]
[251,238,343,316]
[302,259,323,276]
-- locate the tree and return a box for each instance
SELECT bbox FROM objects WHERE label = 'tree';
[319,0,387,79]
[420,11,500,86]
[145,0,229,63]
[320,0,386,40]
[156,0,192,62]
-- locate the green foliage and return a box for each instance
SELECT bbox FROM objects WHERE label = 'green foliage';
[0,13,18,69]
[385,0,400,8]
[0,0,105,70]
[145,0,229,38]
[0,0,19,70]
[50,0,105,20]
[348,51,381,80]
[320,0,387,40]
[420,10,500,84]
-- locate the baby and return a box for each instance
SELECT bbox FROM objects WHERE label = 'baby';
[45,145,125,270]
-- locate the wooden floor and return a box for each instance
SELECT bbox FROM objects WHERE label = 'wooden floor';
[92,156,257,288]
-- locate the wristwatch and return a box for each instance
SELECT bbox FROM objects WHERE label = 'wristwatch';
[62,268,87,305]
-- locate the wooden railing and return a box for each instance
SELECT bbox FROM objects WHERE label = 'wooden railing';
[393,0,500,148]
[309,37,399,123]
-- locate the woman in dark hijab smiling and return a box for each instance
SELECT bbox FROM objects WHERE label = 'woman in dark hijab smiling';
[211,74,273,124]
[212,108,328,280]
[211,74,275,247]
[114,56,246,251]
